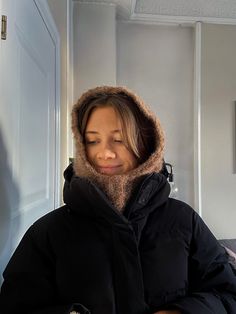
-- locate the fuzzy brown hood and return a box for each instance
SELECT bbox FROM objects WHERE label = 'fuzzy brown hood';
[71,85,165,211]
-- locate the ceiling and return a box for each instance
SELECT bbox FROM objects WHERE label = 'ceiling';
[77,0,236,23]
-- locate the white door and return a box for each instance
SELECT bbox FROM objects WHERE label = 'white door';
[0,0,59,283]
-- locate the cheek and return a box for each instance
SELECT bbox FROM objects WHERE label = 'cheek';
[122,150,138,167]
[130,156,138,168]
[85,146,94,162]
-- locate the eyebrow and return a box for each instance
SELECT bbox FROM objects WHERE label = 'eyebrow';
[85,129,121,134]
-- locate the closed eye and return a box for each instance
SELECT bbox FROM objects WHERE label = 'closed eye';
[85,140,98,145]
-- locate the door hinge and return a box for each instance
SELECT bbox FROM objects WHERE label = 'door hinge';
[1,15,7,40]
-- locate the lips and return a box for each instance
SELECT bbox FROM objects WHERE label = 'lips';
[97,165,122,175]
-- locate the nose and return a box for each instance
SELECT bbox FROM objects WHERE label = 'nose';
[97,146,116,160]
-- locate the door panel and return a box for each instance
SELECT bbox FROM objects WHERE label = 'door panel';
[0,0,58,283]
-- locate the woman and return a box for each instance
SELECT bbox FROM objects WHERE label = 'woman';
[0,85,236,314]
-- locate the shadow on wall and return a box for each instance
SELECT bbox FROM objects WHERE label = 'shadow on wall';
[0,127,20,286]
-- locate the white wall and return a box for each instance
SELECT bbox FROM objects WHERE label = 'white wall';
[117,22,194,206]
[73,2,116,100]
[201,23,236,239]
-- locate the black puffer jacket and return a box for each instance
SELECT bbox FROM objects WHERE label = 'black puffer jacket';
[0,163,236,314]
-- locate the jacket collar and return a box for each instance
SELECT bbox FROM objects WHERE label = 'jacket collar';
[63,164,170,227]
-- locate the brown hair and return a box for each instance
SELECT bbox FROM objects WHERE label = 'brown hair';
[76,92,156,163]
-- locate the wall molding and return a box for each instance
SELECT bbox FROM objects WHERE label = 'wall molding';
[130,13,236,26]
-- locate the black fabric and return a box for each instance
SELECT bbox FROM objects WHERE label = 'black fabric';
[1,164,236,314]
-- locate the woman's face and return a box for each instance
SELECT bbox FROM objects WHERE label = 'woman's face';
[84,106,138,175]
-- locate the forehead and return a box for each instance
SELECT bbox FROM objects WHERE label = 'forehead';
[85,106,121,130]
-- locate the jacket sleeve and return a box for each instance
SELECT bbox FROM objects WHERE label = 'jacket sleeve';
[0,225,90,314]
[163,210,236,314]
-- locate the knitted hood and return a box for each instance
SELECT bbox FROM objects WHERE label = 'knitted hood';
[71,86,165,211]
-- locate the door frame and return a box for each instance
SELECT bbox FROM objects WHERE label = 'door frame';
[67,0,74,160]
[34,0,61,208]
